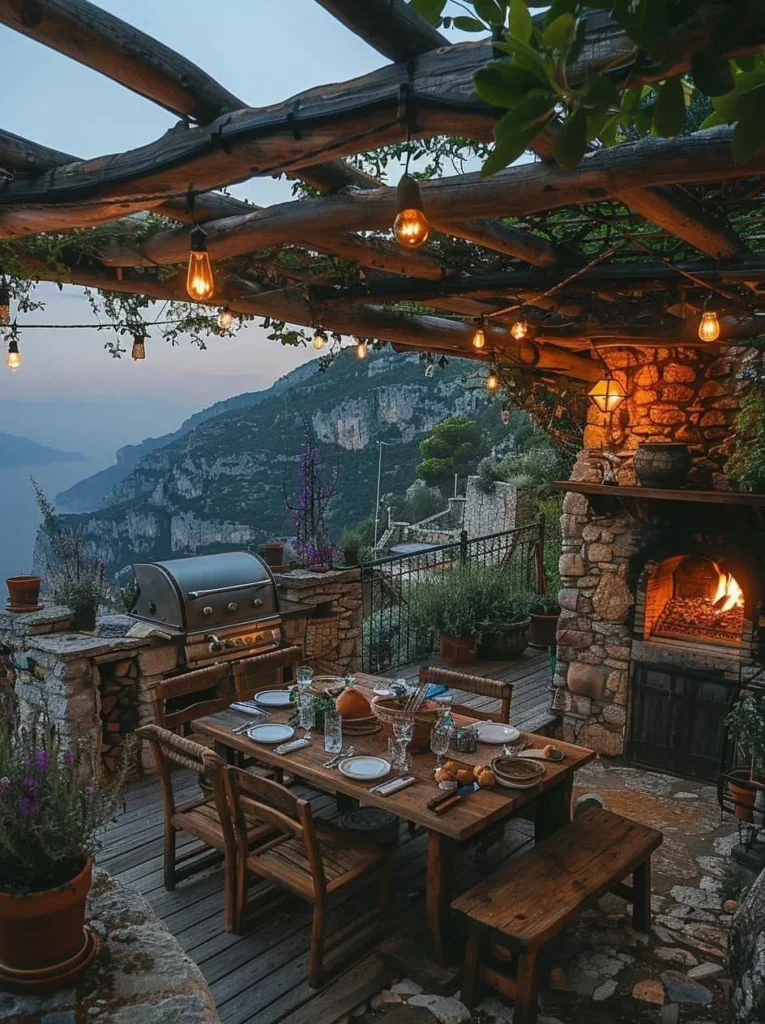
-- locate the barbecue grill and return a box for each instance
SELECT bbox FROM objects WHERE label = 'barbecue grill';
[130,551,283,667]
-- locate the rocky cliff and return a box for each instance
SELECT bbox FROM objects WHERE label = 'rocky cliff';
[57,349,489,578]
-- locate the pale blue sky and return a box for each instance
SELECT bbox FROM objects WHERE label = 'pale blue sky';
[0,1,389,456]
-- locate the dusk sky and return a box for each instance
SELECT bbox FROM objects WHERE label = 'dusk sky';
[0,1,389,457]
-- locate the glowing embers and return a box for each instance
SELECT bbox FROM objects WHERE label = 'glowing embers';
[651,555,745,646]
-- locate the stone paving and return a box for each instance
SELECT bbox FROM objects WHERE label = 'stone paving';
[0,871,219,1024]
[347,761,743,1024]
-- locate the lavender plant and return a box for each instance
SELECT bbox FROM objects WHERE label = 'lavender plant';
[0,694,125,893]
[284,420,339,567]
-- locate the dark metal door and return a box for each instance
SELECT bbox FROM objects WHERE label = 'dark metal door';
[628,662,734,781]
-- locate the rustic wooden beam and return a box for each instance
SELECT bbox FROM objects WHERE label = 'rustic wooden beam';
[434,217,568,267]
[19,256,599,380]
[0,0,245,123]
[0,129,78,174]
[94,127,765,268]
[314,0,448,62]
[312,0,746,261]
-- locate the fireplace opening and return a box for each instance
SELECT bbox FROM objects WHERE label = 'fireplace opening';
[644,555,744,647]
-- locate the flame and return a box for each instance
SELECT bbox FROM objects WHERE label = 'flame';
[713,570,744,613]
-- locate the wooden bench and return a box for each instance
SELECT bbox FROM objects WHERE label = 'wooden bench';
[451,806,663,1024]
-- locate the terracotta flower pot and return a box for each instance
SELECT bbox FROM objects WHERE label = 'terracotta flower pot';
[478,617,531,659]
[5,575,41,611]
[0,856,93,984]
[529,610,561,649]
[259,542,286,568]
[728,771,759,823]
[439,634,476,666]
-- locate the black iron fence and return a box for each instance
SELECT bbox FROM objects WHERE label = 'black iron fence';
[361,520,544,674]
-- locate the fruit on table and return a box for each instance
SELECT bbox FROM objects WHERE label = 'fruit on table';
[435,767,456,784]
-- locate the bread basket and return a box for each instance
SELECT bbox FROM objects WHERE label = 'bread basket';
[491,756,546,790]
[370,695,440,753]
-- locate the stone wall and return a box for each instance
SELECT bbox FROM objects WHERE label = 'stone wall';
[462,476,537,538]
[554,345,751,756]
[274,568,363,674]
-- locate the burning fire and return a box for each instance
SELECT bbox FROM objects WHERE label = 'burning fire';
[712,571,744,613]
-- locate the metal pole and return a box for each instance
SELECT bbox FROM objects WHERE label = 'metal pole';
[374,441,390,550]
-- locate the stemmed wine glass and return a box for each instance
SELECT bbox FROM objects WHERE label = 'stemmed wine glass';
[430,710,452,767]
[389,717,414,771]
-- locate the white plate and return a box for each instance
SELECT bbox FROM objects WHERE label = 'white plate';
[338,756,390,781]
[247,723,295,744]
[475,723,521,745]
[373,687,392,697]
[254,690,293,708]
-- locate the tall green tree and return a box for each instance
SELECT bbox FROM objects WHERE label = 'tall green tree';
[416,415,487,489]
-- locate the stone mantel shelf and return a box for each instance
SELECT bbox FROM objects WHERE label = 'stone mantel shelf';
[553,481,765,526]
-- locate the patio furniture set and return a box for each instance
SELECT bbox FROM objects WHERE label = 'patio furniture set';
[138,653,662,1023]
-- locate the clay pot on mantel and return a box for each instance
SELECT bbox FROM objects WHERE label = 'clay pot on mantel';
[634,442,691,490]
[5,574,42,612]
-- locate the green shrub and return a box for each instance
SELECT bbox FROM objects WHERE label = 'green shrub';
[409,565,532,643]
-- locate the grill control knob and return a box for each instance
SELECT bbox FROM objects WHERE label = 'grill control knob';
[202,606,213,616]
[252,598,263,609]
[227,601,239,612]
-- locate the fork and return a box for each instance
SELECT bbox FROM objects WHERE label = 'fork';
[322,745,355,769]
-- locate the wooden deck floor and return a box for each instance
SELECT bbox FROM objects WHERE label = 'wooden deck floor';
[98,652,554,1024]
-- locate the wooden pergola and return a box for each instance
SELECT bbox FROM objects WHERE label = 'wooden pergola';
[3,0,765,393]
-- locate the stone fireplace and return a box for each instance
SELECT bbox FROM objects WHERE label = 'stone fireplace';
[554,343,764,779]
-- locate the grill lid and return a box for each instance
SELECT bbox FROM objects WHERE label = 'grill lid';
[131,551,279,633]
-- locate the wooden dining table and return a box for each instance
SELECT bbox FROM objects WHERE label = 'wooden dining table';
[192,672,595,962]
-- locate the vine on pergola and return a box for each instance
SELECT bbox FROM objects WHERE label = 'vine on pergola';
[2,0,765,432]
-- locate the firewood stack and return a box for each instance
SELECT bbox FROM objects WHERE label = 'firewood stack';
[656,597,744,644]
[100,659,140,777]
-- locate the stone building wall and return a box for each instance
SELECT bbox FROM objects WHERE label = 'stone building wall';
[554,345,752,755]
[462,476,537,538]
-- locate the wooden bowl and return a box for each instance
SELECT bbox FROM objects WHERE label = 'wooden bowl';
[491,756,546,790]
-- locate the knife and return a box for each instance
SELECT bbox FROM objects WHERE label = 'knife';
[432,781,480,815]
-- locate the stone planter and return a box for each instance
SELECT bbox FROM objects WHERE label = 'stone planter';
[0,856,96,989]
[5,575,41,611]
[529,610,560,649]
[478,616,531,659]
[634,442,691,489]
[439,634,476,666]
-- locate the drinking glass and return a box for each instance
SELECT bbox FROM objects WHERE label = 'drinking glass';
[298,691,315,739]
[390,717,414,771]
[296,665,313,687]
[430,710,452,766]
[324,708,343,753]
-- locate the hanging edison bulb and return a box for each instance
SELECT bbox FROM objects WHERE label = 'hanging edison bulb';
[355,339,368,360]
[186,226,214,301]
[485,370,500,393]
[393,174,428,249]
[698,310,720,342]
[588,374,626,413]
[0,283,9,327]
[131,334,146,361]
[217,307,234,331]
[312,330,326,351]
[511,319,531,341]
[6,338,20,371]
[472,321,486,350]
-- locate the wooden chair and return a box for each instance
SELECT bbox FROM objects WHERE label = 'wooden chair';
[231,645,304,701]
[137,725,273,931]
[150,663,233,732]
[224,764,391,987]
[452,807,663,1024]
[419,666,513,724]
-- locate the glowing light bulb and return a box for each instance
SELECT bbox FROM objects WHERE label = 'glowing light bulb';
[217,307,234,331]
[472,326,485,350]
[511,319,531,340]
[131,336,146,361]
[6,338,20,371]
[394,174,428,249]
[312,330,326,351]
[698,310,720,342]
[355,339,368,360]
[588,375,626,413]
[186,226,214,301]
[485,371,500,393]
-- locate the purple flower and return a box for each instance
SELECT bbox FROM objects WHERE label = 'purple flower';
[34,748,49,772]
[18,796,37,817]
[22,776,38,790]
[64,751,76,766]
[85,782,96,794]
[0,777,10,790]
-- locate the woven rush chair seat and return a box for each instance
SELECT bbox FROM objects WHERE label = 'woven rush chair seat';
[419,666,513,723]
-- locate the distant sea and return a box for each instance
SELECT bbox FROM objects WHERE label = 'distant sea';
[0,460,105,587]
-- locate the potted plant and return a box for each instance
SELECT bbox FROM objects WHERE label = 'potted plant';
[0,695,125,987]
[528,592,562,649]
[476,580,531,660]
[33,482,106,631]
[725,692,765,822]
[340,528,363,568]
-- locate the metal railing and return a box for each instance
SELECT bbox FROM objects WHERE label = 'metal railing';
[361,520,544,673]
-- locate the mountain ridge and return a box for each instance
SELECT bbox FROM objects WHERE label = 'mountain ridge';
[0,432,85,469]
